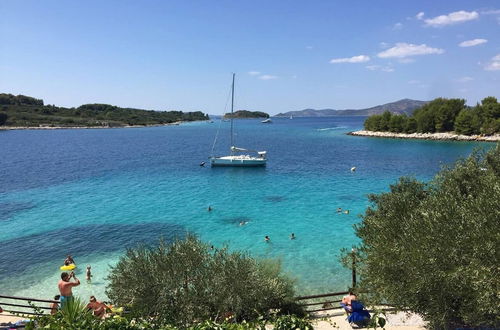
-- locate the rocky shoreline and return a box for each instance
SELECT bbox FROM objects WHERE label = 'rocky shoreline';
[0,121,190,131]
[348,130,500,142]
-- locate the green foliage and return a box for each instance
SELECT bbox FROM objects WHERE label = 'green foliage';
[0,93,43,106]
[272,314,314,330]
[454,109,481,135]
[0,93,208,127]
[224,110,269,119]
[363,97,500,135]
[106,235,300,328]
[349,145,500,328]
[0,112,7,125]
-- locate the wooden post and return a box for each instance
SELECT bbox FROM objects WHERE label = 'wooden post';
[351,248,357,288]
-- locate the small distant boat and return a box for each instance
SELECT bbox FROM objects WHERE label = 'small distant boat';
[290,115,293,119]
[261,118,272,123]
[210,74,267,167]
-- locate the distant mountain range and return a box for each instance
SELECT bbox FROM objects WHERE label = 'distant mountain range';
[275,99,428,117]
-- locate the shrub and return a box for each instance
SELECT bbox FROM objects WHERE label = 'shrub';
[106,235,301,327]
[347,145,500,328]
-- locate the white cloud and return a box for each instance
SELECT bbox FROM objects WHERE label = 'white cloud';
[259,75,278,80]
[377,43,444,58]
[248,71,260,76]
[424,10,479,27]
[366,65,394,72]
[485,54,500,71]
[398,58,416,64]
[459,39,488,47]
[456,76,474,82]
[330,55,370,63]
[306,46,313,50]
[393,22,403,30]
[379,42,390,49]
[416,12,425,20]
[408,80,420,84]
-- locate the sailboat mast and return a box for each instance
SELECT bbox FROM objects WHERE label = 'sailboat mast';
[230,73,235,149]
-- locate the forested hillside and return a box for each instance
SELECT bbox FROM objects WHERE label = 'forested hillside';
[224,110,269,119]
[363,97,500,135]
[0,93,208,127]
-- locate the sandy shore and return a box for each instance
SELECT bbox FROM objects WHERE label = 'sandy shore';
[0,121,189,131]
[0,312,27,324]
[348,130,500,142]
[0,309,426,329]
[310,308,427,330]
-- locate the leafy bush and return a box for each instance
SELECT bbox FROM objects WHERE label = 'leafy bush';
[348,145,500,328]
[106,235,301,328]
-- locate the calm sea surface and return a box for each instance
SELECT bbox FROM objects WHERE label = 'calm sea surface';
[0,117,491,300]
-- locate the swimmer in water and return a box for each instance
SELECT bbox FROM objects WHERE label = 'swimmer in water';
[265,235,270,242]
[208,206,212,212]
[290,233,296,240]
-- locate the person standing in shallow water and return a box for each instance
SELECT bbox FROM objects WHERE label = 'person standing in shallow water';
[86,265,92,282]
[265,235,270,242]
[58,271,80,308]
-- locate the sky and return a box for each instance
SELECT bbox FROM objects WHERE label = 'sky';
[1,1,499,115]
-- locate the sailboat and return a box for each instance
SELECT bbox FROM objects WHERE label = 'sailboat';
[210,74,267,167]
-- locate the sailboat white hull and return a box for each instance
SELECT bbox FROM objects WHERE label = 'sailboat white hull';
[210,155,266,167]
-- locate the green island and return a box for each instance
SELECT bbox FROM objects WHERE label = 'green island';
[0,93,209,128]
[223,110,270,119]
[361,96,500,136]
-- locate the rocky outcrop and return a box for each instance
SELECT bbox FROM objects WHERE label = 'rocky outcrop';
[348,130,500,142]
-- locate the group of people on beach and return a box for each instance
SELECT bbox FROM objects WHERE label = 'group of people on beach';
[54,256,112,318]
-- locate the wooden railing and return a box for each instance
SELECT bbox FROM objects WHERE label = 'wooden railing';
[296,290,349,313]
[0,294,57,316]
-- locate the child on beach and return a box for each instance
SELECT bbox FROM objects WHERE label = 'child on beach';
[50,295,60,314]
[86,266,92,282]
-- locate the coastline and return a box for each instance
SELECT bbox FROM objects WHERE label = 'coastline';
[348,130,500,142]
[0,121,194,131]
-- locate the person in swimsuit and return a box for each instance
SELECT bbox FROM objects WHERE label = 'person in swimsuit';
[86,265,92,282]
[86,296,107,318]
[64,255,75,266]
[50,295,60,315]
[58,272,80,308]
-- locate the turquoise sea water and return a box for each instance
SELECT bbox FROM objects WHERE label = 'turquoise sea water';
[0,117,491,301]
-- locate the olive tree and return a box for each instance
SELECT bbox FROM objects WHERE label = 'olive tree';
[106,235,300,327]
[348,145,500,328]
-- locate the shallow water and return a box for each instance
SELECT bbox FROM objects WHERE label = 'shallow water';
[0,117,490,301]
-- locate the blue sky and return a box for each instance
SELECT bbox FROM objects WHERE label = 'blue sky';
[1,1,499,115]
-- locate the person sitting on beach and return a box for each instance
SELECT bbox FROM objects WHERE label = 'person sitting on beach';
[64,255,75,266]
[86,265,92,282]
[265,235,270,242]
[50,295,60,315]
[340,291,370,327]
[341,290,357,311]
[86,296,106,319]
[58,271,80,308]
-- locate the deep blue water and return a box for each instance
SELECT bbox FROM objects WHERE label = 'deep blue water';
[0,117,490,300]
